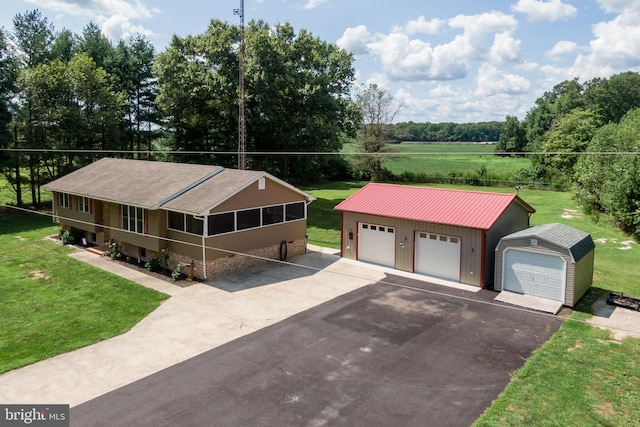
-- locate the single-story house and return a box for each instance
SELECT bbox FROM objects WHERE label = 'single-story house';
[334,183,535,288]
[494,223,595,307]
[43,158,315,279]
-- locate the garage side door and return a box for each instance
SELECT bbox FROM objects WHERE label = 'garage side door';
[503,249,565,301]
[358,223,395,267]
[415,232,460,281]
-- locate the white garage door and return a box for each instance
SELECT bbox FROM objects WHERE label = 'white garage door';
[358,222,395,267]
[503,249,566,302]
[415,232,461,281]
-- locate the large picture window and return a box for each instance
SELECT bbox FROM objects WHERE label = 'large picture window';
[205,201,306,236]
[208,212,235,236]
[168,211,184,231]
[262,205,284,225]
[122,205,145,234]
[285,202,305,221]
[186,215,204,235]
[237,208,261,230]
[168,211,203,235]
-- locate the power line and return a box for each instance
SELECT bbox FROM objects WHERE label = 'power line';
[2,148,640,156]
[2,203,638,338]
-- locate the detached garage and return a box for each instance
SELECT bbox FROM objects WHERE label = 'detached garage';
[495,223,595,307]
[335,183,535,288]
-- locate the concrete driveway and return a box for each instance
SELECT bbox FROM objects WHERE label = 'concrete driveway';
[0,247,386,406]
[71,269,562,426]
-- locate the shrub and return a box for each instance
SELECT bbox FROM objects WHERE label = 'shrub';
[59,227,84,245]
[145,250,169,273]
[171,262,190,280]
[105,240,122,259]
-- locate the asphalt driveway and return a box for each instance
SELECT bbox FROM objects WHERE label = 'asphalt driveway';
[72,274,562,427]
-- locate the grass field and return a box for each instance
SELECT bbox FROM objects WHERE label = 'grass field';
[342,142,531,179]
[0,213,168,374]
[304,181,640,426]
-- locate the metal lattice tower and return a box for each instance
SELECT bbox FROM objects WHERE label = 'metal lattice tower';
[234,0,246,170]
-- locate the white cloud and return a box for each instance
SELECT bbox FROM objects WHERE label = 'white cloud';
[512,0,578,22]
[430,84,456,97]
[356,11,520,83]
[546,40,578,61]
[393,16,445,35]
[303,0,328,10]
[596,0,640,14]
[565,2,640,79]
[24,0,157,41]
[515,60,540,71]
[336,25,372,55]
[475,64,530,96]
[488,32,521,63]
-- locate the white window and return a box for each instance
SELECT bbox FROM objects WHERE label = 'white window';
[78,196,90,213]
[167,211,203,235]
[59,193,70,209]
[122,205,145,234]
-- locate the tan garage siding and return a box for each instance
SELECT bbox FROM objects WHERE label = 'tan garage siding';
[494,238,575,305]
[341,212,484,287]
[485,202,532,285]
[211,177,305,214]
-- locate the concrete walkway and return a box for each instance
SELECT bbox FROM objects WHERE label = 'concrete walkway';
[0,247,385,407]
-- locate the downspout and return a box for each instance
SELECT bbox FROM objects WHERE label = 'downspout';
[201,215,207,279]
[480,230,487,289]
[339,212,344,257]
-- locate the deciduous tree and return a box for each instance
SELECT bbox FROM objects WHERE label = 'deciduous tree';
[354,83,400,181]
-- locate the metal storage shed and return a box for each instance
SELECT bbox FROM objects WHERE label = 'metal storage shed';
[494,223,595,307]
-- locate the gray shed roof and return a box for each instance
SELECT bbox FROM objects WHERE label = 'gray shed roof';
[500,223,594,262]
[43,158,314,215]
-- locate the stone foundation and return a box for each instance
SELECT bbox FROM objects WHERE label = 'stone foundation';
[167,239,307,280]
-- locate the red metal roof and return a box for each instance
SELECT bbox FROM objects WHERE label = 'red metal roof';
[334,183,535,230]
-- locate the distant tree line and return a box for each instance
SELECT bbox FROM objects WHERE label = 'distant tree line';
[391,121,503,143]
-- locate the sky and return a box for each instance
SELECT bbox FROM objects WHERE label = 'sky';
[2,0,640,123]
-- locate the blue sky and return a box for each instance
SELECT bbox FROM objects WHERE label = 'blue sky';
[2,0,639,123]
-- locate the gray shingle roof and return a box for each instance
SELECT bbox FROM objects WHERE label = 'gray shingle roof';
[43,158,314,215]
[501,223,595,262]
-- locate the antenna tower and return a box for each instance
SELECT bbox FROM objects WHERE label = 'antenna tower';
[233,0,246,170]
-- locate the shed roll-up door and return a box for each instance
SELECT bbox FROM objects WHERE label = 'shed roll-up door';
[415,232,461,281]
[503,249,566,301]
[357,222,395,267]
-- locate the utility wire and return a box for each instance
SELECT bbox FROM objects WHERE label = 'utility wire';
[2,203,638,338]
[2,148,640,156]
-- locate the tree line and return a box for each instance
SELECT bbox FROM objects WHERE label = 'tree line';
[0,10,360,206]
[496,72,640,238]
[391,121,502,143]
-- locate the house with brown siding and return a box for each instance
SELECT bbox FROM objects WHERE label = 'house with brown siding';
[334,183,535,288]
[43,158,315,279]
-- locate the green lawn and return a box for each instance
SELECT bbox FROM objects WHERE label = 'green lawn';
[305,181,640,425]
[0,213,168,374]
[342,142,531,179]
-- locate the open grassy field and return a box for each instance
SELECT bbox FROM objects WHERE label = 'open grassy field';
[0,212,168,374]
[304,181,640,426]
[342,142,531,179]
